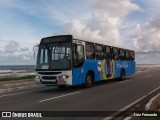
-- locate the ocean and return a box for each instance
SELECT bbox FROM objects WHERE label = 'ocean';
[0,64,160,77]
[136,64,160,68]
[0,65,35,77]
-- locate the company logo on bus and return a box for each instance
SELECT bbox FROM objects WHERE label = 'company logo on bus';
[97,61,102,71]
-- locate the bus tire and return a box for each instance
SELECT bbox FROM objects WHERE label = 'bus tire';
[84,72,94,88]
[58,85,66,89]
[119,69,125,81]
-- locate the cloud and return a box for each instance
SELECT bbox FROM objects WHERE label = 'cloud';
[136,53,160,64]
[0,40,35,65]
[129,15,160,64]
[59,0,140,47]
[0,0,43,17]
[4,40,29,53]
[91,0,141,17]
[60,20,103,42]
[0,0,91,25]
[1,0,159,64]
[0,52,35,65]
[130,15,160,53]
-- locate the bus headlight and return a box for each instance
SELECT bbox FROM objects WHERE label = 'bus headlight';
[36,76,40,79]
[58,75,69,79]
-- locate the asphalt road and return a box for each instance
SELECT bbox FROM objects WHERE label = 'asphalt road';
[0,68,160,120]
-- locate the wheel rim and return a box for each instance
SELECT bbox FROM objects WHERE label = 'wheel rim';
[86,75,92,86]
[122,72,125,80]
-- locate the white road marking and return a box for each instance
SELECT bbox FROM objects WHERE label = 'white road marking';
[119,80,131,83]
[145,75,152,78]
[136,69,149,74]
[123,117,132,120]
[39,91,81,103]
[0,88,51,98]
[103,86,160,120]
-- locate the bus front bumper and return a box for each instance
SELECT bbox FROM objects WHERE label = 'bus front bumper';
[35,77,67,86]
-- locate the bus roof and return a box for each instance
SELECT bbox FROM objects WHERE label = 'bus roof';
[72,37,134,52]
[41,34,134,52]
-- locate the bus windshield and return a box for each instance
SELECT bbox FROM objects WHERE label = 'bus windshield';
[36,42,71,71]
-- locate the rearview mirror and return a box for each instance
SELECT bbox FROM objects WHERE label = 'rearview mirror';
[33,45,39,58]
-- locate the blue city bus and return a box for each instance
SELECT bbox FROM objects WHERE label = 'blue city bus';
[35,35,135,88]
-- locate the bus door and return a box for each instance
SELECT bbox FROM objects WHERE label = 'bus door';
[105,46,114,78]
[72,43,85,85]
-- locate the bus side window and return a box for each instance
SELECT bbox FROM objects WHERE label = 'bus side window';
[86,42,95,60]
[73,43,85,67]
[77,45,85,61]
[125,50,130,61]
[129,51,135,61]
[133,51,135,60]
[95,44,104,60]
[105,46,112,59]
[112,47,119,60]
[119,49,125,60]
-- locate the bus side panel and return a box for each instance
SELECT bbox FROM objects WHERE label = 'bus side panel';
[72,60,135,85]
[83,60,102,82]
[125,61,130,77]
[129,61,136,75]
[114,60,135,78]
[72,68,85,85]
[133,61,136,74]
[72,60,101,85]
[114,60,121,78]
[125,61,135,77]
[124,61,136,77]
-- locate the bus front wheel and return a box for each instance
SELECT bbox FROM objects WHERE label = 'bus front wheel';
[119,69,125,81]
[84,72,93,88]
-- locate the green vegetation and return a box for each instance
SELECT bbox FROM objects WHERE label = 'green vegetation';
[0,75,35,82]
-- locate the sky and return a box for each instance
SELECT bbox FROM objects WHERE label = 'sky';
[0,0,160,65]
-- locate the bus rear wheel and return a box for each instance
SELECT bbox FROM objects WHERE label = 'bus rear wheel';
[119,70,125,81]
[58,85,66,89]
[84,72,93,88]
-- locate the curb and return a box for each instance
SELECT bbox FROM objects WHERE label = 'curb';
[145,93,160,111]
[0,80,41,93]
[0,81,35,88]
[0,84,41,93]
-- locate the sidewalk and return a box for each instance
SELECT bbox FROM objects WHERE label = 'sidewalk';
[0,79,37,93]
[146,93,160,111]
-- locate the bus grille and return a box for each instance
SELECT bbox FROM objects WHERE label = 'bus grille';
[41,81,57,84]
[42,76,57,80]
[38,72,62,75]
